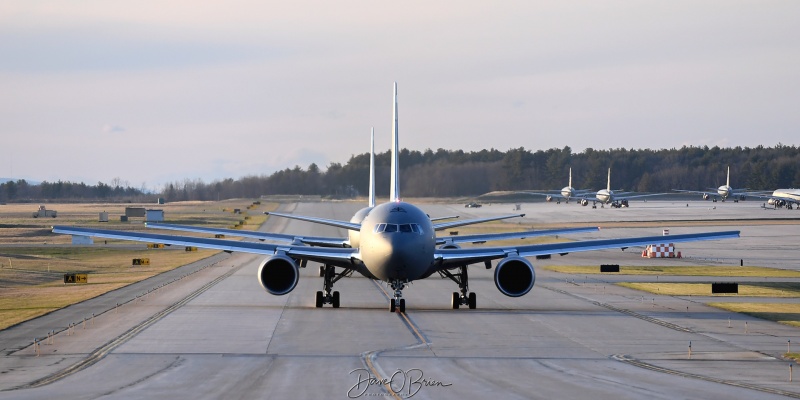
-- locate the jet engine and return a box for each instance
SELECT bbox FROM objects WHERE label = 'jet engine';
[546,195,553,202]
[702,193,710,200]
[580,199,589,206]
[439,243,461,250]
[494,256,535,297]
[257,254,300,296]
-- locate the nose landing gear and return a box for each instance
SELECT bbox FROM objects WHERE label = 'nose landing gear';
[389,280,406,313]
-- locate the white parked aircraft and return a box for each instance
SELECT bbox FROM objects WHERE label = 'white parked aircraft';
[750,188,800,209]
[52,83,739,313]
[578,168,666,208]
[673,166,753,202]
[521,168,593,204]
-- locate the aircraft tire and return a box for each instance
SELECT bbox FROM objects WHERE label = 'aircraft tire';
[468,292,476,309]
[399,299,406,313]
[390,298,396,312]
[332,291,340,308]
[315,291,323,308]
[451,292,460,309]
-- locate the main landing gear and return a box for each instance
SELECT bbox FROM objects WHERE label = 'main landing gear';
[439,265,477,309]
[315,264,351,308]
[389,280,406,313]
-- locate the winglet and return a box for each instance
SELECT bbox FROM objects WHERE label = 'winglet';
[390,82,400,202]
[607,168,611,191]
[369,127,376,207]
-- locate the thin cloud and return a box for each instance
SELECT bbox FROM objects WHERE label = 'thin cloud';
[102,124,126,134]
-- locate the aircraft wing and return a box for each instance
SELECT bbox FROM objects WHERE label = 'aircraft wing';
[517,192,569,201]
[433,230,739,268]
[614,192,671,201]
[429,215,459,222]
[265,211,361,232]
[51,226,359,268]
[519,189,593,196]
[436,226,599,245]
[673,189,718,197]
[145,223,347,247]
[432,214,525,231]
[748,193,800,205]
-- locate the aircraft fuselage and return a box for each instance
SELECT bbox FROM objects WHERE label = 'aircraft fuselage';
[359,201,436,282]
[346,206,373,248]
[717,185,732,199]
[596,189,613,204]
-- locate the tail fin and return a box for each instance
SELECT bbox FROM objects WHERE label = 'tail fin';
[726,166,730,187]
[568,167,573,188]
[607,168,611,191]
[390,82,400,202]
[369,127,376,207]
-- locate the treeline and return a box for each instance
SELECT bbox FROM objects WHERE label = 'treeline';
[2,145,799,202]
[158,144,800,201]
[0,179,151,203]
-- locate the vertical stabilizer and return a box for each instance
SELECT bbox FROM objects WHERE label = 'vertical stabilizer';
[726,166,730,187]
[369,127,376,207]
[390,82,400,202]
[607,168,611,191]
[568,167,573,188]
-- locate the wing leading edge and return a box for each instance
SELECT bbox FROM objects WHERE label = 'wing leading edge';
[51,226,359,269]
[145,223,347,247]
[434,230,740,268]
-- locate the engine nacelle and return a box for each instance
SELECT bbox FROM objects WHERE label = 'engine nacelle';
[545,195,553,202]
[702,193,710,200]
[494,256,535,297]
[439,243,461,250]
[580,199,589,206]
[257,254,299,296]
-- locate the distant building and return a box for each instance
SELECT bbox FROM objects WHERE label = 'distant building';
[146,209,164,222]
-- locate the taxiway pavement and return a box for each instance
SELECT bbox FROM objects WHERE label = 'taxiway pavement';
[1,200,799,399]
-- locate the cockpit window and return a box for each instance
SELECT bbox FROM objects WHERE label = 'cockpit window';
[374,223,423,235]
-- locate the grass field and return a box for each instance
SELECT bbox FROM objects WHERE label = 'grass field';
[0,199,277,330]
[707,302,800,328]
[545,265,800,277]
[618,282,800,297]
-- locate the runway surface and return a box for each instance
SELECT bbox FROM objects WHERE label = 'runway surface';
[1,200,799,399]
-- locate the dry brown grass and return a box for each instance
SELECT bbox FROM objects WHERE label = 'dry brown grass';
[708,302,800,328]
[545,265,800,277]
[618,282,800,297]
[0,199,276,330]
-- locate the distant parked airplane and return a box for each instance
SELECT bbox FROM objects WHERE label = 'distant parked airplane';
[578,168,667,208]
[520,168,593,204]
[672,166,754,202]
[750,188,800,209]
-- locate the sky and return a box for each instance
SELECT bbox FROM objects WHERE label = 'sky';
[1,1,798,191]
